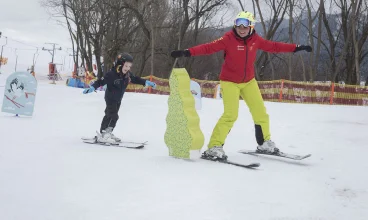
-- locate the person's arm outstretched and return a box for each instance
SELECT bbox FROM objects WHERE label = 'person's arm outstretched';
[256,35,312,53]
[83,72,111,94]
[171,35,229,58]
[129,72,156,89]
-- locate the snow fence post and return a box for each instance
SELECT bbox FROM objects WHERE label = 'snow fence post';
[279,79,284,102]
[330,82,335,105]
[164,68,204,159]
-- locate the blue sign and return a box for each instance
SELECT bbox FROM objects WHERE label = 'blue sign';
[1,72,37,116]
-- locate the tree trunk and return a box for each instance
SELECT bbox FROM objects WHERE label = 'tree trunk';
[314,0,323,80]
[287,0,294,80]
[305,0,315,81]
[351,0,360,84]
[254,0,288,80]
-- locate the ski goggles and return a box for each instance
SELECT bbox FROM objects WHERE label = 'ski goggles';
[234,18,252,27]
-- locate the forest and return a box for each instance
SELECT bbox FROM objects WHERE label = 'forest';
[41,0,368,85]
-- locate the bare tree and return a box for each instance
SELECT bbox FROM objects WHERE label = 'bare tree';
[313,0,323,81]
[40,0,368,84]
[304,0,320,81]
[293,6,307,81]
[254,0,289,80]
[42,0,110,76]
[330,0,368,84]
[236,0,256,15]
[350,0,365,84]
[287,0,297,80]
[186,0,231,76]
[178,0,228,49]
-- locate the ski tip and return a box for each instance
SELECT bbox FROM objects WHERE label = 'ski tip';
[123,144,145,149]
[81,136,97,140]
[297,154,312,160]
[244,163,260,168]
[287,154,312,160]
[250,163,261,167]
[238,150,256,154]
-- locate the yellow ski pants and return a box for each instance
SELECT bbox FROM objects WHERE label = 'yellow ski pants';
[208,78,270,148]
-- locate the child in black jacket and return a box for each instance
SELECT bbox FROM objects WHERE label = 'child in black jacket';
[83,52,156,144]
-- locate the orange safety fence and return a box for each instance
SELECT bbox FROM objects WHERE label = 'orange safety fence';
[114,75,368,106]
[259,80,368,106]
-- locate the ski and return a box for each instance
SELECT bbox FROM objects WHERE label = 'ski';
[238,149,311,160]
[81,136,146,149]
[200,156,260,169]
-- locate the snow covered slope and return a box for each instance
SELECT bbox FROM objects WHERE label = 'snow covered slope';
[0,78,367,220]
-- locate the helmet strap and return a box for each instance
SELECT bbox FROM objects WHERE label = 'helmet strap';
[116,65,122,73]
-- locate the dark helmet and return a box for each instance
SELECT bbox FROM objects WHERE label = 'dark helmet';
[115,52,133,67]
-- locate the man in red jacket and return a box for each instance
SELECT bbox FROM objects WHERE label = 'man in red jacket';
[171,11,312,160]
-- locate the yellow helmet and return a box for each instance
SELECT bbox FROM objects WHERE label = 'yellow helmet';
[234,11,255,30]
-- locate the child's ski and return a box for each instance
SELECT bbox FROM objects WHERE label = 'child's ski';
[81,136,146,149]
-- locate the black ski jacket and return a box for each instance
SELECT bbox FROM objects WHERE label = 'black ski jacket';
[91,68,146,103]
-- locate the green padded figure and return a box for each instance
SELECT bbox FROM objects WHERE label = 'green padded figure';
[164,68,204,159]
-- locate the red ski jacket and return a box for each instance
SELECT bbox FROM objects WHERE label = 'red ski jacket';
[188,30,297,83]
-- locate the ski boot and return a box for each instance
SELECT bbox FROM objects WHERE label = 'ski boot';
[256,140,279,154]
[110,133,121,143]
[201,146,228,161]
[97,127,118,145]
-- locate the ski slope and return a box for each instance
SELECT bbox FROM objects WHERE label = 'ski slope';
[1,75,368,220]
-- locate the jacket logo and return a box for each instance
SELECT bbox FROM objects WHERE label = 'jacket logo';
[211,37,223,43]
[114,79,121,85]
[237,45,245,50]
[249,43,255,51]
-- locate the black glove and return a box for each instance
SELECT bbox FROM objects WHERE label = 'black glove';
[294,45,312,52]
[170,49,191,58]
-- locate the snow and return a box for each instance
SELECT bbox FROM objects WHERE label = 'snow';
[1,75,368,220]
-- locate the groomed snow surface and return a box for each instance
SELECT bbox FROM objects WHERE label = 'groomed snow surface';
[1,75,367,220]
